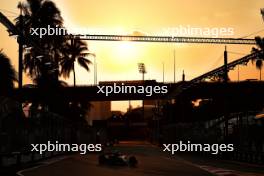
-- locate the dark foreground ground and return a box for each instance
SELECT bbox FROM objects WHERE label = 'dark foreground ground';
[3,141,264,176]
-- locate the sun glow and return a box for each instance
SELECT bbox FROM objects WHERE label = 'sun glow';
[113,41,138,64]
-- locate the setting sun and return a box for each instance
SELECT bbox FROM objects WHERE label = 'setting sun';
[113,41,138,64]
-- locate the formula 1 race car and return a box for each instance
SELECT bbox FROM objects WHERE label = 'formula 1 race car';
[98,151,138,167]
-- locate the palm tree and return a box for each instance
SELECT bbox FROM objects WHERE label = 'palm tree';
[60,38,92,87]
[252,36,264,80]
[0,49,17,95]
[16,0,66,86]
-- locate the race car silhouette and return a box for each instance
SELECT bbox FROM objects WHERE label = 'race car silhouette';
[98,151,138,167]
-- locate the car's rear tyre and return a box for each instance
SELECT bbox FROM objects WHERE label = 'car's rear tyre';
[128,156,138,167]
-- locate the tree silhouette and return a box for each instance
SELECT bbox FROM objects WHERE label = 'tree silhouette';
[60,38,92,87]
[15,0,92,124]
[0,49,17,95]
[252,36,264,80]
[0,50,25,152]
[16,0,66,87]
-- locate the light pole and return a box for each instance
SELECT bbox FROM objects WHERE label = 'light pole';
[138,63,146,81]
[18,8,23,89]
[237,65,240,82]
[162,62,165,83]
[138,63,146,119]
[94,57,97,85]
[173,48,176,83]
[224,46,229,141]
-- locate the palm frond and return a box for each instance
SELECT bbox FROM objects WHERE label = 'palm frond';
[77,57,91,71]
[60,57,74,78]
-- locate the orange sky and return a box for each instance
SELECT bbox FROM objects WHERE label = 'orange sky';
[0,0,264,111]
